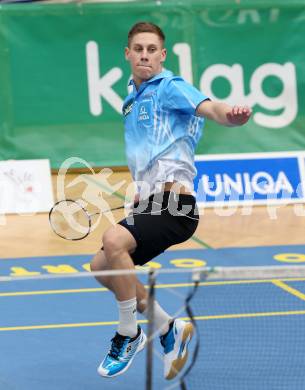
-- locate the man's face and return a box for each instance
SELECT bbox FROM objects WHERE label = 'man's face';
[125,32,167,86]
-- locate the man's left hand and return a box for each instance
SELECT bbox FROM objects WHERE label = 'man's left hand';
[226,106,252,126]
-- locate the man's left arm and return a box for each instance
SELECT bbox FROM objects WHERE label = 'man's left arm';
[196,100,252,126]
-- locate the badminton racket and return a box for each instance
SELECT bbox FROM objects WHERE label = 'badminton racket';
[49,199,125,240]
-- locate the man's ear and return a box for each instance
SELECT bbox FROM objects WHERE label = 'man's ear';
[125,47,130,60]
[161,48,167,63]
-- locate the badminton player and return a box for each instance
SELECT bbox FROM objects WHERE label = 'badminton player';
[90,21,252,379]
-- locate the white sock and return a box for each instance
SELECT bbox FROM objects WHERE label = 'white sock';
[117,297,138,338]
[142,300,172,336]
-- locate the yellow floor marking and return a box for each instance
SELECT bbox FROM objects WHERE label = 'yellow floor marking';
[272,280,305,302]
[0,320,147,332]
[1,278,305,297]
[0,287,108,297]
[190,310,305,320]
[1,311,305,332]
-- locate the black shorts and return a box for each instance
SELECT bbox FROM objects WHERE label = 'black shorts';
[118,191,199,266]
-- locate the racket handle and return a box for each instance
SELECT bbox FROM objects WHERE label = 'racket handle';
[125,201,134,209]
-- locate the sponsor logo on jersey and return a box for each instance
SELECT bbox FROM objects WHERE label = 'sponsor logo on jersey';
[123,102,133,116]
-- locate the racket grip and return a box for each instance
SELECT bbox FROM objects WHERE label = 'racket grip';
[125,201,134,209]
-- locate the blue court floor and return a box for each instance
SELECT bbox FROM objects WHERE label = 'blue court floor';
[1,245,305,390]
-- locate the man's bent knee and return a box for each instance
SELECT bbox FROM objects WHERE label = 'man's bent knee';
[102,225,137,263]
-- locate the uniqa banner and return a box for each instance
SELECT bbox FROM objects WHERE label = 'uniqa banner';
[194,151,305,207]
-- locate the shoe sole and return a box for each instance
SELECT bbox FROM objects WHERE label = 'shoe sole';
[98,332,147,378]
[165,322,194,380]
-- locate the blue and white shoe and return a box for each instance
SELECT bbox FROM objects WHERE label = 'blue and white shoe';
[160,319,194,380]
[98,326,146,378]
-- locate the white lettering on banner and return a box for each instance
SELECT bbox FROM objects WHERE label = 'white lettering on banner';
[199,64,245,104]
[201,171,293,198]
[274,171,294,194]
[237,10,260,24]
[200,62,297,128]
[173,43,193,84]
[251,172,274,194]
[200,8,280,26]
[243,173,252,195]
[223,174,243,195]
[86,41,123,115]
[249,63,297,128]
[86,41,297,128]
[270,9,280,23]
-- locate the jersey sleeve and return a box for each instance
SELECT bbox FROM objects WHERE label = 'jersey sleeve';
[162,77,209,115]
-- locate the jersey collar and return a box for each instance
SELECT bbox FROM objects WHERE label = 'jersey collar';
[128,70,173,93]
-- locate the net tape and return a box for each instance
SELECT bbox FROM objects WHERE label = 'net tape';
[1,265,305,282]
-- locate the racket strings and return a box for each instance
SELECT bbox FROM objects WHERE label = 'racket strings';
[50,200,91,240]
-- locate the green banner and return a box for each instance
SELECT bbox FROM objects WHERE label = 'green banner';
[0,0,305,168]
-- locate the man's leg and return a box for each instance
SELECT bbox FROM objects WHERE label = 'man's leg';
[92,251,160,305]
[101,225,137,301]
[91,250,172,322]
[136,273,194,381]
[91,247,172,336]
[90,225,147,378]
[90,225,192,380]
[91,248,148,308]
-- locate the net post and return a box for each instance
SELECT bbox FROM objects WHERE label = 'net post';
[146,269,156,390]
[179,268,203,390]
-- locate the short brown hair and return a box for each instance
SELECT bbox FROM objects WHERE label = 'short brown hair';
[127,22,165,47]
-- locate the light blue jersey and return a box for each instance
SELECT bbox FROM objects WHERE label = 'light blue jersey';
[122,70,209,197]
